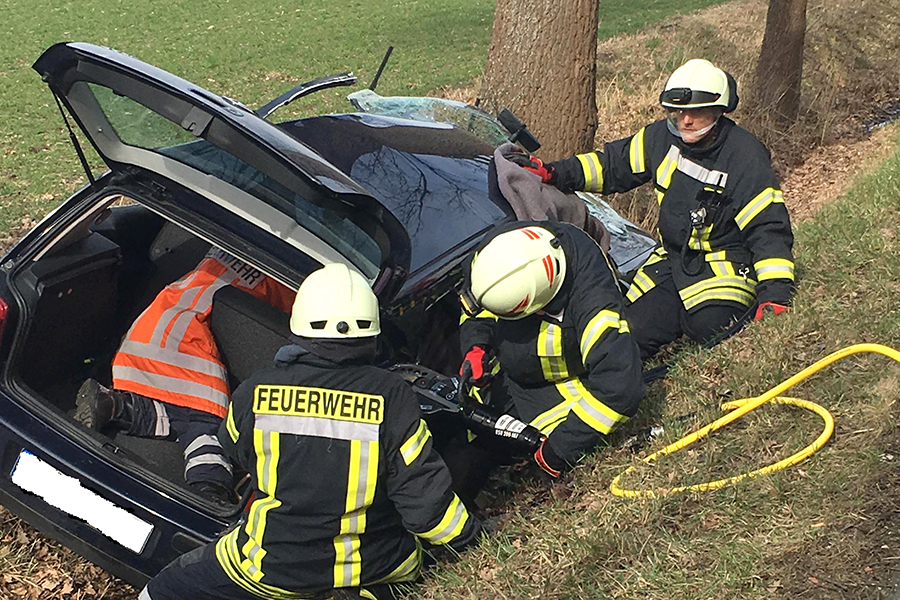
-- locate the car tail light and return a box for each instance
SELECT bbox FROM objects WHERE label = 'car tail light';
[0,296,7,344]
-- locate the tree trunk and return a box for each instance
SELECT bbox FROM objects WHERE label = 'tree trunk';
[480,0,598,160]
[753,0,808,126]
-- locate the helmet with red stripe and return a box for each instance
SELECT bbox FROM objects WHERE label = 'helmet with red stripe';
[467,226,567,319]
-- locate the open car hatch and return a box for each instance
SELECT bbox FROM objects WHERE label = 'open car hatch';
[32,42,411,297]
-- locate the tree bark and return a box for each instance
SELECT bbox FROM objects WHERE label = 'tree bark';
[480,0,598,160]
[753,0,808,126]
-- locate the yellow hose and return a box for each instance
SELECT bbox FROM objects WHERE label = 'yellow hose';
[610,343,900,498]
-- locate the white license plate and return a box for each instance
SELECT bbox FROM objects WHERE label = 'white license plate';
[11,449,154,553]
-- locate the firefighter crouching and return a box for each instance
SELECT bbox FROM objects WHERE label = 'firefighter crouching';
[515,59,796,360]
[140,263,480,600]
[454,222,644,497]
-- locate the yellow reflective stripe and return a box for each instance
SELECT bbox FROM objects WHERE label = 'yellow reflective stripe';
[531,392,577,434]
[576,153,604,192]
[735,187,784,230]
[683,288,756,310]
[225,403,239,443]
[372,544,422,584]
[754,257,795,281]
[705,250,727,262]
[625,284,644,303]
[215,532,301,599]
[358,590,378,600]
[687,224,714,251]
[335,439,378,588]
[558,379,629,435]
[400,419,432,466]
[537,321,569,381]
[417,495,470,544]
[459,310,498,326]
[679,275,756,301]
[709,261,735,276]
[579,309,626,363]
[629,127,646,173]
[655,189,665,205]
[656,153,678,191]
[242,429,282,582]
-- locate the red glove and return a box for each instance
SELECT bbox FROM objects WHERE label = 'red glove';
[534,439,564,478]
[504,148,556,184]
[460,346,492,386]
[754,301,789,321]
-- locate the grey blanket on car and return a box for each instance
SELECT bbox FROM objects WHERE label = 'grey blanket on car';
[493,143,611,252]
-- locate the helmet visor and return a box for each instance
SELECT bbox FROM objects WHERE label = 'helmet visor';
[660,87,722,107]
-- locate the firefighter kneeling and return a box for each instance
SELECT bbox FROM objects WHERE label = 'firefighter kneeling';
[454,222,645,500]
[141,263,481,600]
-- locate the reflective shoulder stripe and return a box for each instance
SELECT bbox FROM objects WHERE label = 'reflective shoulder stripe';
[754,257,795,281]
[558,379,629,435]
[576,152,604,192]
[416,495,471,545]
[579,309,627,363]
[400,419,433,466]
[655,145,680,196]
[735,187,784,230]
[629,127,646,174]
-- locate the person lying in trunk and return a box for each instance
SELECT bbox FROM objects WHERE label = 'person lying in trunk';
[74,248,294,506]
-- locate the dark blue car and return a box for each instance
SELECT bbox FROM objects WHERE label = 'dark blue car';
[0,42,655,587]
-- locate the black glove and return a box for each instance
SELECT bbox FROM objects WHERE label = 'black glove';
[502,146,556,184]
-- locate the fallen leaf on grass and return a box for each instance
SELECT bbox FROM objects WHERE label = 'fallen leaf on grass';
[809,576,820,584]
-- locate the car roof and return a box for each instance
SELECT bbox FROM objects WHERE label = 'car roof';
[33,42,411,298]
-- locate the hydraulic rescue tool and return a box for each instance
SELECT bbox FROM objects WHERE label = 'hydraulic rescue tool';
[391,363,544,451]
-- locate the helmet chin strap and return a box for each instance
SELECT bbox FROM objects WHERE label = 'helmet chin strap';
[666,117,719,142]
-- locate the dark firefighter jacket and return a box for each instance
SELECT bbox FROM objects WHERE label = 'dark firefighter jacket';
[460,221,645,465]
[216,345,478,598]
[551,117,795,312]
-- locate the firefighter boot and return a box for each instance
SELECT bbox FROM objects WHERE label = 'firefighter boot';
[74,379,135,432]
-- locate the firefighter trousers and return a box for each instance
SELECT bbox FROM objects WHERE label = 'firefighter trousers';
[140,543,408,600]
[624,257,751,361]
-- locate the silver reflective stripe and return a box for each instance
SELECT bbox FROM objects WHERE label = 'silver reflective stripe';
[147,284,204,347]
[348,442,373,533]
[184,454,233,476]
[184,434,223,457]
[339,534,355,585]
[560,380,618,430]
[164,277,235,350]
[675,149,729,187]
[112,365,230,410]
[424,500,467,543]
[255,414,379,442]
[152,401,171,437]
[117,339,229,380]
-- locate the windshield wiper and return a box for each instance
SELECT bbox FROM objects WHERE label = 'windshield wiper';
[257,72,358,120]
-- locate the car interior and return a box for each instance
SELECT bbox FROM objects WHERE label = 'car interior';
[8,194,298,502]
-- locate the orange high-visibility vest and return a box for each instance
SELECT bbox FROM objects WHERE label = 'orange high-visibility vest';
[112,249,295,417]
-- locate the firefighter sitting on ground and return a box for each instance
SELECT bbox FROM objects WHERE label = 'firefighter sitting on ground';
[75,249,295,506]
[511,58,796,361]
[454,221,645,492]
[140,262,480,600]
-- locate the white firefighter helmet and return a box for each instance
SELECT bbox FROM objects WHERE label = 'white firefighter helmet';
[290,263,381,338]
[660,58,732,111]
[468,226,567,319]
